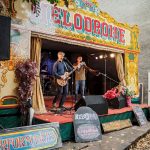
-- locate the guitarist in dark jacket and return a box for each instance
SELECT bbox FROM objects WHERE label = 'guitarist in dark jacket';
[52,51,73,109]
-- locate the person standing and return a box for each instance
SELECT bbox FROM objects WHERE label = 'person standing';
[41,52,55,76]
[73,56,96,102]
[52,51,73,109]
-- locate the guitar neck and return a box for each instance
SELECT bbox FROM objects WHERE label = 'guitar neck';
[67,62,84,76]
[68,68,76,76]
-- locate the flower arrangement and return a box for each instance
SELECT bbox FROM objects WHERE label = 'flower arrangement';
[121,87,135,106]
[103,85,135,107]
[103,88,120,100]
[15,60,37,125]
[121,87,135,98]
[15,60,37,101]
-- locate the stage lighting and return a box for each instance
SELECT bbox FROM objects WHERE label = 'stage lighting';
[99,55,103,59]
[95,57,98,60]
[90,53,95,56]
[110,53,115,58]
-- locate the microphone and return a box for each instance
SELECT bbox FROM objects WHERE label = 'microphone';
[63,57,68,60]
[63,57,74,68]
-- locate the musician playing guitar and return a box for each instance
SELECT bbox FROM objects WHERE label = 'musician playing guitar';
[73,56,97,102]
[52,51,75,109]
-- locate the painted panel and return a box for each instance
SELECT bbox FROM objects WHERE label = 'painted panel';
[125,53,139,95]
[0,28,31,103]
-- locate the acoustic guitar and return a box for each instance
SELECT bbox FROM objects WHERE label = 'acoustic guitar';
[57,62,85,87]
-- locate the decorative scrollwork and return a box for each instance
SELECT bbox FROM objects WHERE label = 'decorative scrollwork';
[0,0,16,17]
[0,0,9,16]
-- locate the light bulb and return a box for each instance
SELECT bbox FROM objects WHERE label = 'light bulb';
[99,55,103,59]
[110,53,115,58]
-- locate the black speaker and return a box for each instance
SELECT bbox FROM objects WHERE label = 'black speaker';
[75,95,108,115]
[108,95,127,109]
[0,15,11,60]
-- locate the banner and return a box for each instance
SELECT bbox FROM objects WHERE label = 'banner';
[0,123,62,150]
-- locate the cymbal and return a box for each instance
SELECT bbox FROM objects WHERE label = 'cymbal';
[41,70,48,73]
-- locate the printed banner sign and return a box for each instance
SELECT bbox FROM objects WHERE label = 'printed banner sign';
[0,122,62,150]
[74,106,102,143]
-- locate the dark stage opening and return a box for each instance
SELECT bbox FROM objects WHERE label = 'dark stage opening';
[40,39,120,96]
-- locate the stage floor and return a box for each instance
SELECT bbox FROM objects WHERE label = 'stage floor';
[34,96,149,124]
[33,96,150,141]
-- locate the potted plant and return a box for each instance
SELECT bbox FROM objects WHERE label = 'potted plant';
[15,60,37,126]
[103,87,123,109]
[121,87,135,106]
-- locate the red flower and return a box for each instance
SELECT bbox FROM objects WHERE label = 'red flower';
[103,88,120,100]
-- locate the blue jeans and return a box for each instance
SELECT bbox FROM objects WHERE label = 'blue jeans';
[53,84,68,107]
[75,80,85,101]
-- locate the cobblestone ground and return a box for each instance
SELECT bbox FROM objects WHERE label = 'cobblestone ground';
[129,132,150,150]
[61,124,150,150]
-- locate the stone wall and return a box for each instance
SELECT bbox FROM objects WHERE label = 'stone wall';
[99,0,150,103]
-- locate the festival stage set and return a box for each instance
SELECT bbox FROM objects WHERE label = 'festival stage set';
[36,38,149,142]
[0,0,150,144]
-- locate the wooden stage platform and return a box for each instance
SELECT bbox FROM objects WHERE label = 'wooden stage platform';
[33,96,150,141]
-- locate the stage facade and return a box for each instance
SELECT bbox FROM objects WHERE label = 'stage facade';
[0,0,141,129]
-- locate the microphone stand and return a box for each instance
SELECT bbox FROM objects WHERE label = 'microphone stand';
[64,57,74,68]
[64,57,74,98]
[96,72,120,85]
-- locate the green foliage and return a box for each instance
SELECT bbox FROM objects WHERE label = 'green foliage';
[47,0,60,4]
[23,0,60,5]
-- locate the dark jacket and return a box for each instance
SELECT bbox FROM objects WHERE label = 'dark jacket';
[53,60,73,79]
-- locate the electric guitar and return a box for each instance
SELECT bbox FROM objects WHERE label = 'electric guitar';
[57,62,85,87]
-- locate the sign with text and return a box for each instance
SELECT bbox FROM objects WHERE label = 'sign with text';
[15,0,140,52]
[52,6,126,45]
[132,106,148,126]
[0,122,62,150]
[74,106,102,143]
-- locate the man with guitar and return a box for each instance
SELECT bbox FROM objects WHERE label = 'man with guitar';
[73,56,97,102]
[52,51,76,109]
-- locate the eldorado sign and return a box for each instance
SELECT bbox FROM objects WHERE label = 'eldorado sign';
[17,0,139,52]
[52,7,126,45]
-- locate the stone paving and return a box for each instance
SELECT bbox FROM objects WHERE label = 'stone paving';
[59,122,150,150]
[129,132,150,150]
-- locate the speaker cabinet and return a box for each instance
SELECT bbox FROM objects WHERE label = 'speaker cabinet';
[0,15,11,60]
[108,95,127,109]
[75,95,108,115]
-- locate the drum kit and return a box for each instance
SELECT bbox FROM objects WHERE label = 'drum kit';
[40,70,57,96]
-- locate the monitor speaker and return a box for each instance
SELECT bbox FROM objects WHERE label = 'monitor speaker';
[0,15,11,60]
[108,95,126,109]
[75,95,108,115]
